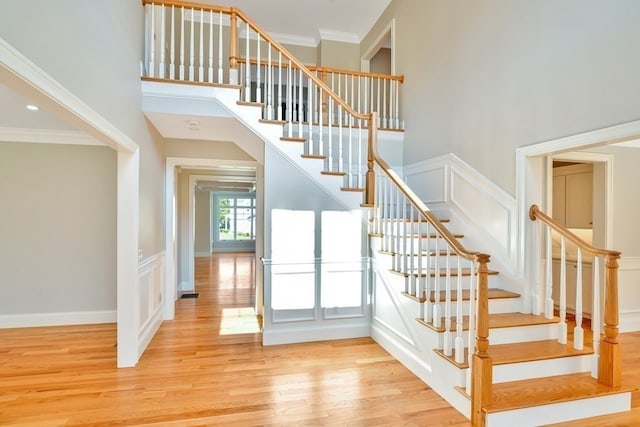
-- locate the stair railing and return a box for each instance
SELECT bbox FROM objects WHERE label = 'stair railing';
[529,204,621,387]
[366,116,492,425]
[142,1,493,421]
[233,58,404,130]
[142,0,395,189]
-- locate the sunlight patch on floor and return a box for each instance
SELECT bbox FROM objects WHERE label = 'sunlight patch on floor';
[219,307,261,335]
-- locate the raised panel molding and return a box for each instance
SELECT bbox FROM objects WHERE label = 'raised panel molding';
[137,252,164,356]
[404,154,518,272]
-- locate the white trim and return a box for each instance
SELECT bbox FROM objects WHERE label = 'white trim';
[137,251,164,356]
[620,310,640,333]
[117,150,140,368]
[0,37,138,153]
[164,157,260,321]
[360,19,395,74]
[318,29,359,44]
[0,127,101,145]
[270,32,317,48]
[195,251,212,257]
[619,256,640,271]
[0,310,116,329]
[262,321,369,346]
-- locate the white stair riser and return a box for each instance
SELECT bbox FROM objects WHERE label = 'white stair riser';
[493,354,592,383]
[485,392,631,427]
[426,323,560,350]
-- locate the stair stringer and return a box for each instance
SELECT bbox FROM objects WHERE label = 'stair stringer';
[370,239,472,418]
[211,87,366,211]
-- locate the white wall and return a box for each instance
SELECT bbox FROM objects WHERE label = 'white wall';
[362,0,640,194]
[0,0,165,257]
[0,142,116,320]
[194,188,211,256]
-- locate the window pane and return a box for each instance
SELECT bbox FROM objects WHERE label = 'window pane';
[236,207,254,240]
[236,198,251,207]
[218,197,234,240]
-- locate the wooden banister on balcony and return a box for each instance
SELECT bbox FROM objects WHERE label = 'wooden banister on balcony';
[529,204,621,387]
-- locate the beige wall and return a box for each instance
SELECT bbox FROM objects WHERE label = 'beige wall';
[362,0,640,194]
[0,142,116,315]
[165,139,254,161]
[318,40,360,71]
[194,188,211,255]
[1,0,165,257]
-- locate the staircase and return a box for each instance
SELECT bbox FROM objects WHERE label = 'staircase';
[141,2,632,425]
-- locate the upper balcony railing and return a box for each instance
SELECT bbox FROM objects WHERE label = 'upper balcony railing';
[142,1,403,130]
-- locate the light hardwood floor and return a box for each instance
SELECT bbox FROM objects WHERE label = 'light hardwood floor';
[1,253,638,426]
[0,253,470,426]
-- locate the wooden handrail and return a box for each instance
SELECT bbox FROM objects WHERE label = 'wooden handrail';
[142,0,231,14]
[530,203,621,387]
[231,56,404,83]
[369,123,488,263]
[529,204,621,259]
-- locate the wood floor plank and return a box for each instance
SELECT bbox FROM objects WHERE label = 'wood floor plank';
[0,253,470,426]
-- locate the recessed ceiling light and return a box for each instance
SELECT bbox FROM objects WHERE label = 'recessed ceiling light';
[26,104,39,111]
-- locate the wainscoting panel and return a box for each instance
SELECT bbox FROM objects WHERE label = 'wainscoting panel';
[619,256,640,332]
[404,154,518,273]
[137,252,164,355]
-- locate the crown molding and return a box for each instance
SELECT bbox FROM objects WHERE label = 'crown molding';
[0,126,102,146]
[318,29,359,44]
[270,31,318,48]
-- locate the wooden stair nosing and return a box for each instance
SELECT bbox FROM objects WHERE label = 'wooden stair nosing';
[301,154,326,160]
[416,312,560,334]
[377,218,450,223]
[237,100,264,108]
[341,187,365,193]
[435,338,594,370]
[259,118,286,125]
[280,136,306,143]
[483,372,634,414]
[321,170,347,176]
[390,268,499,278]
[401,288,519,304]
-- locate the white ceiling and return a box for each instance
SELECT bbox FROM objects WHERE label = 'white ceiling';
[201,0,392,45]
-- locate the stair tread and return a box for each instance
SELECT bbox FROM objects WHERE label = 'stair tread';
[402,288,519,304]
[237,100,264,107]
[436,338,593,369]
[341,187,365,192]
[377,218,450,223]
[259,118,286,125]
[321,170,347,176]
[484,372,633,413]
[546,405,640,426]
[280,136,306,142]
[391,268,499,278]
[418,312,559,333]
[301,154,326,159]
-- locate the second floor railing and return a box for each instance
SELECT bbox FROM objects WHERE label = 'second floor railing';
[142,1,404,130]
[529,204,621,388]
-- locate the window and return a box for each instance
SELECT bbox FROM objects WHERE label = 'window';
[216,195,256,241]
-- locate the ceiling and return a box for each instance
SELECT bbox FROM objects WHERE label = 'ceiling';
[202,0,392,45]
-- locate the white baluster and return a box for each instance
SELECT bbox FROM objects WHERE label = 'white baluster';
[158,5,165,78]
[357,112,363,187]
[197,9,204,82]
[395,80,400,129]
[574,248,584,350]
[423,222,432,323]
[376,77,381,127]
[244,22,250,101]
[179,7,185,80]
[287,60,292,136]
[256,36,261,104]
[148,4,155,77]
[559,236,568,344]
[350,74,355,125]
[389,77,394,129]
[416,217,423,299]
[347,109,353,187]
[217,11,223,83]
[169,5,175,79]
[266,44,272,120]
[207,10,213,82]
[338,105,343,173]
[591,256,601,378]
[454,256,465,364]
[443,247,453,356]
[402,196,408,277]
[298,68,303,138]
[433,235,441,329]
[408,207,415,295]
[382,78,387,128]
[545,227,554,318]
[307,77,313,154]
[189,8,194,80]
[318,79,323,156]
[277,52,283,121]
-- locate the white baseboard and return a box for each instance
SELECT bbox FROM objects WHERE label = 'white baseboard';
[262,321,370,346]
[0,310,116,329]
[620,310,640,333]
[195,251,211,257]
[138,305,163,355]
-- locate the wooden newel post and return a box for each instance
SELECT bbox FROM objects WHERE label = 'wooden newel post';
[364,112,377,207]
[599,252,621,387]
[471,254,492,427]
[228,9,238,85]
